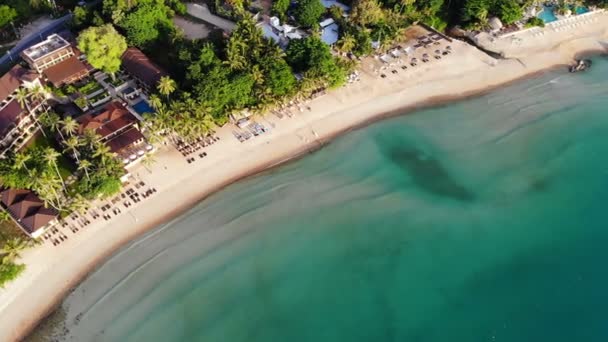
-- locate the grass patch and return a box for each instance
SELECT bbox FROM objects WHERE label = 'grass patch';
[89,91,110,105]
[25,133,76,179]
[79,80,103,96]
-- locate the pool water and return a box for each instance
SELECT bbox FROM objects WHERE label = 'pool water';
[132,100,154,115]
[537,5,589,23]
[538,5,558,23]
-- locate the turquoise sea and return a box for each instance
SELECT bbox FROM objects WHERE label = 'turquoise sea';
[31,57,608,341]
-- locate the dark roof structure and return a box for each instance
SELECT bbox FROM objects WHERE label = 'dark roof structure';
[106,127,144,154]
[77,101,138,138]
[0,65,28,101]
[43,56,89,87]
[0,100,25,135]
[1,189,58,236]
[121,47,167,88]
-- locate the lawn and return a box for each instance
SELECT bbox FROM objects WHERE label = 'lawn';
[78,80,103,96]
[25,133,76,179]
[89,91,110,105]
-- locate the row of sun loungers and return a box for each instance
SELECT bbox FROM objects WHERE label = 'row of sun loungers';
[177,135,219,157]
[45,180,158,247]
[233,122,269,142]
[378,45,452,78]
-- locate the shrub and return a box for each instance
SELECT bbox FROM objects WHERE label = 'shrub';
[0,262,25,288]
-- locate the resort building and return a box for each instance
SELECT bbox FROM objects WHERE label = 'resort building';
[120,47,167,92]
[0,189,58,239]
[43,56,90,87]
[259,17,308,49]
[76,101,148,162]
[20,34,75,73]
[0,65,45,157]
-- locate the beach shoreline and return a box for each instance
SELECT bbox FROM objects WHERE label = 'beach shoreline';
[4,17,608,341]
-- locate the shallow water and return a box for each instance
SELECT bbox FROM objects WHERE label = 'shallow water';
[30,57,608,342]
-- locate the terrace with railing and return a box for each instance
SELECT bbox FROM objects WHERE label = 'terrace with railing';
[22,34,71,62]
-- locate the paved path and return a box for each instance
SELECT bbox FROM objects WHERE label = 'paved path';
[185,3,236,32]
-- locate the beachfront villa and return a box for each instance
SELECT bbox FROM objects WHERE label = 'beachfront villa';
[76,101,149,165]
[259,17,308,49]
[0,189,58,238]
[0,65,46,157]
[120,47,168,93]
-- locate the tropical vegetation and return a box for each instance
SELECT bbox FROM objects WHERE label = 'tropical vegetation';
[0,237,28,288]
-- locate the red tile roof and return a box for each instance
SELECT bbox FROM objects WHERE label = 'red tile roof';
[43,56,89,87]
[121,47,167,89]
[77,101,137,139]
[0,65,28,101]
[0,189,58,235]
[106,126,144,154]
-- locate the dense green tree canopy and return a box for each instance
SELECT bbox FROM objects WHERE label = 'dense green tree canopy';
[117,1,174,47]
[77,24,128,78]
[272,0,291,20]
[0,5,17,29]
[498,0,523,25]
[294,0,326,27]
[286,36,347,88]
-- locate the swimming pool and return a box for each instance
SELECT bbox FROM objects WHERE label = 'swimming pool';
[537,5,589,23]
[538,5,558,23]
[132,100,154,115]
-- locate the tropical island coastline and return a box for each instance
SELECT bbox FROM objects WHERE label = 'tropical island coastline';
[0,1,606,341]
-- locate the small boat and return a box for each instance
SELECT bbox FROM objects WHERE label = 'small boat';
[569,59,592,73]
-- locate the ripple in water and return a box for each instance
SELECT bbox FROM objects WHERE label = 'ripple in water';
[29,57,608,342]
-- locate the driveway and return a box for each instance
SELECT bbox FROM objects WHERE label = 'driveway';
[185,3,236,32]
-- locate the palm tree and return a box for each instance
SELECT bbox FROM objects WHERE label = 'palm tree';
[82,129,99,147]
[77,159,92,181]
[157,76,176,100]
[1,238,28,264]
[336,33,357,55]
[43,148,66,191]
[93,143,112,165]
[0,210,11,223]
[37,172,63,210]
[148,94,163,110]
[13,153,31,174]
[69,194,89,214]
[14,88,29,110]
[30,85,46,103]
[39,111,58,130]
[61,116,79,137]
[63,135,82,163]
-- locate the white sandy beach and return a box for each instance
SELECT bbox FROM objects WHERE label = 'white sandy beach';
[1,13,608,341]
